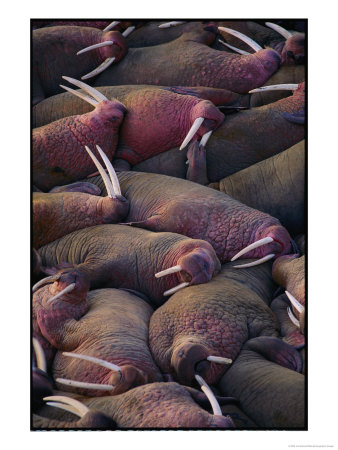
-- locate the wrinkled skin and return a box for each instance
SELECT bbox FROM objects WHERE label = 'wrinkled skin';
[219,336,305,428]
[82,171,292,264]
[33,26,128,104]
[208,141,305,235]
[33,191,129,248]
[128,84,304,182]
[272,254,305,333]
[149,261,279,386]
[33,410,117,429]
[32,100,126,191]
[34,384,235,429]
[93,25,280,94]
[48,288,163,396]
[38,224,221,306]
[33,269,90,370]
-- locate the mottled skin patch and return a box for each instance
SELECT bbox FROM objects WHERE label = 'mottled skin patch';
[33,191,129,248]
[34,383,235,428]
[93,26,280,93]
[149,262,279,386]
[33,100,126,191]
[38,224,220,306]
[33,25,128,103]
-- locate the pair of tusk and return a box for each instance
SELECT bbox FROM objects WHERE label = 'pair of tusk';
[55,351,121,392]
[103,21,120,32]
[231,236,276,269]
[218,39,250,55]
[32,273,61,293]
[185,130,213,165]
[32,338,47,372]
[265,22,292,40]
[249,84,299,94]
[158,21,186,29]
[285,290,305,314]
[155,265,190,297]
[195,374,222,416]
[287,307,300,329]
[47,283,76,303]
[180,117,205,150]
[44,395,89,418]
[85,145,121,198]
[60,75,108,107]
[207,355,232,365]
[218,26,262,52]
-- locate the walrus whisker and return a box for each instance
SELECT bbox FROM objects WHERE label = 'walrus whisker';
[195,374,222,416]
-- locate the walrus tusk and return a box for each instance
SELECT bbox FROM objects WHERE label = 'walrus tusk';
[218,39,251,55]
[207,355,232,365]
[265,22,292,40]
[199,130,213,148]
[287,306,300,328]
[180,117,205,150]
[62,351,122,373]
[195,374,222,416]
[59,84,99,107]
[233,254,275,268]
[85,146,116,198]
[32,338,47,372]
[155,265,182,278]
[81,57,116,80]
[47,283,76,303]
[44,395,90,417]
[103,21,120,32]
[163,282,189,297]
[122,26,135,37]
[56,378,115,391]
[95,145,122,196]
[45,401,83,417]
[231,237,274,261]
[158,21,186,28]
[62,76,108,102]
[218,27,262,52]
[32,273,61,293]
[285,290,305,314]
[77,40,117,55]
[249,84,299,94]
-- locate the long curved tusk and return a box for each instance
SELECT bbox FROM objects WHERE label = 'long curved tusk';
[85,146,115,198]
[33,338,47,372]
[287,306,300,328]
[195,374,222,416]
[218,26,262,52]
[81,57,116,80]
[163,282,189,297]
[199,130,213,148]
[233,254,275,268]
[158,21,186,28]
[249,83,299,94]
[56,378,115,391]
[44,395,90,417]
[180,117,205,150]
[122,26,135,37]
[285,290,305,314]
[155,265,182,278]
[45,402,83,418]
[62,76,108,102]
[47,283,76,303]
[231,237,274,261]
[218,39,251,55]
[32,274,61,293]
[265,22,292,40]
[63,351,121,373]
[207,355,232,365]
[103,21,120,32]
[77,41,116,56]
[59,84,98,107]
[95,145,122,196]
